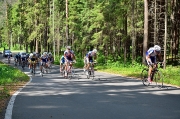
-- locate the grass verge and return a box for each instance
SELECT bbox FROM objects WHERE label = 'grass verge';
[96,63,180,87]
[0,61,29,118]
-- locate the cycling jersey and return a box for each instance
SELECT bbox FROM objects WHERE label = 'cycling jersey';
[85,51,96,62]
[15,54,20,59]
[64,50,74,61]
[41,56,48,63]
[146,47,158,57]
[48,56,53,62]
[21,57,26,61]
[60,56,65,64]
[30,57,37,62]
[146,47,158,64]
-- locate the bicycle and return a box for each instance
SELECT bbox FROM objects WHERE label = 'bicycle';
[21,60,26,70]
[7,55,11,64]
[85,62,96,80]
[64,61,75,79]
[30,62,36,76]
[60,64,66,76]
[141,62,164,88]
[40,63,48,77]
[17,58,21,66]
[47,61,52,72]
[14,58,18,66]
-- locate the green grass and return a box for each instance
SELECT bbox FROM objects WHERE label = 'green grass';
[96,62,180,87]
[0,61,29,85]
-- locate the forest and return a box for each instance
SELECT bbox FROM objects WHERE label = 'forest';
[0,0,180,67]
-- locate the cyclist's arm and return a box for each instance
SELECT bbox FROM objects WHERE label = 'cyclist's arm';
[64,54,68,61]
[146,55,152,64]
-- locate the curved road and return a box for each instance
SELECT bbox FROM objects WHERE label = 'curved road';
[1,55,180,119]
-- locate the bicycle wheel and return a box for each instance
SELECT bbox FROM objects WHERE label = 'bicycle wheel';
[48,63,52,72]
[91,70,95,80]
[33,65,35,75]
[40,66,44,77]
[141,68,149,86]
[71,67,75,77]
[153,70,163,88]
[68,72,72,80]
[86,70,90,79]
[22,62,25,70]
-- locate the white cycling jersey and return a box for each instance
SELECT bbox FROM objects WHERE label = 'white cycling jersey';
[146,47,158,57]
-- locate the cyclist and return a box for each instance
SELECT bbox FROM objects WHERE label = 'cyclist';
[40,52,49,73]
[48,52,54,67]
[28,52,38,73]
[64,46,76,75]
[21,54,27,68]
[84,49,97,72]
[60,55,65,72]
[7,52,11,63]
[146,45,163,83]
[14,53,21,65]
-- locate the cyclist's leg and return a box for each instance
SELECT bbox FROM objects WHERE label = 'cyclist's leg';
[64,60,70,77]
[64,60,68,72]
[60,62,64,72]
[146,56,154,82]
[29,62,33,72]
[40,61,43,72]
[33,62,36,73]
[86,57,90,70]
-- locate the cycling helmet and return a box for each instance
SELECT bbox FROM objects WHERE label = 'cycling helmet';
[30,53,33,57]
[66,46,71,49]
[48,52,52,55]
[43,52,47,56]
[154,45,161,51]
[92,49,97,53]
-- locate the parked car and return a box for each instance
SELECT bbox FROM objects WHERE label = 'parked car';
[3,50,12,57]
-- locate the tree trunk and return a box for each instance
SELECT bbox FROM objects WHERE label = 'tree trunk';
[132,0,136,63]
[66,0,69,45]
[143,0,148,64]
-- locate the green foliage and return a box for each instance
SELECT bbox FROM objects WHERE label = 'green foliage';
[96,61,180,87]
[0,61,29,85]
[54,55,60,65]
[97,54,105,65]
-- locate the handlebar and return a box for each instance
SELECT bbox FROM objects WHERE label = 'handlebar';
[150,62,164,68]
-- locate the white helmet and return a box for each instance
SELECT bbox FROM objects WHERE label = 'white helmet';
[30,53,33,57]
[66,46,71,49]
[43,52,47,56]
[154,45,161,51]
[92,49,97,53]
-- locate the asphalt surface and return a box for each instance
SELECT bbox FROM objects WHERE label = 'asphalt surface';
[1,54,180,119]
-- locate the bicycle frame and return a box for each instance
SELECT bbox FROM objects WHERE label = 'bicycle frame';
[141,62,164,88]
[21,60,26,70]
[86,62,95,79]
[30,62,36,75]
[61,64,66,76]
[64,62,74,79]
[40,63,48,77]
[47,61,52,72]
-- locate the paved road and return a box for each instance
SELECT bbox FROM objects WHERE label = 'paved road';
[1,55,180,119]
